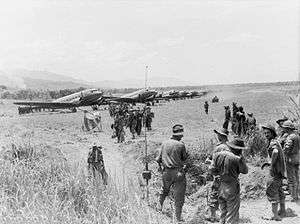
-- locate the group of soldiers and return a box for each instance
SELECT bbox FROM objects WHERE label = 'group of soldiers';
[155,116,299,223]
[109,103,154,143]
[223,102,257,137]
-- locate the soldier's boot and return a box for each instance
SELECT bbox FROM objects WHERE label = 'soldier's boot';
[271,203,282,221]
[278,202,286,217]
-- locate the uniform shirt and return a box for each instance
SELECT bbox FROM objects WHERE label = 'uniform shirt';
[207,142,229,160]
[277,131,288,148]
[283,132,300,165]
[156,138,188,169]
[209,150,248,183]
[268,139,286,178]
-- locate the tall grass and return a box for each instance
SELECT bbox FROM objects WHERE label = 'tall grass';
[0,142,167,224]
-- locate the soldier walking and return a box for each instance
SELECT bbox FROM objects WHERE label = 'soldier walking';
[204,101,209,115]
[87,145,108,185]
[223,106,231,130]
[114,114,125,143]
[205,128,229,222]
[262,124,286,220]
[128,110,137,139]
[209,138,248,224]
[282,120,300,202]
[156,124,188,223]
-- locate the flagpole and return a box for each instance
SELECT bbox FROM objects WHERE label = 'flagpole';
[145,65,148,90]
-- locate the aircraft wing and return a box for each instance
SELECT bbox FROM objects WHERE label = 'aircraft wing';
[13,101,78,109]
[102,96,137,104]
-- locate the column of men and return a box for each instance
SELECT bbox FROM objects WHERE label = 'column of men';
[156,117,299,224]
[223,102,257,137]
[108,103,154,143]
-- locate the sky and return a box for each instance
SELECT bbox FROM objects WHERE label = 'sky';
[0,0,299,85]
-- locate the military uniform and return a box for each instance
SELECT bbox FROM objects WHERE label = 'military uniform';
[283,132,300,201]
[266,139,286,204]
[208,143,230,212]
[128,112,137,139]
[145,109,154,131]
[135,111,143,136]
[223,108,231,130]
[209,140,248,224]
[115,116,125,143]
[87,147,108,185]
[236,110,246,136]
[156,132,187,222]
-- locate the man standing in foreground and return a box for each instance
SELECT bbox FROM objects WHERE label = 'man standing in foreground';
[209,138,248,224]
[282,120,300,202]
[262,124,286,221]
[156,124,188,223]
[205,128,230,222]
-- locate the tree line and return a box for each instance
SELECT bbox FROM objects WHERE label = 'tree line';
[0,87,86,100]
[0,87,142,100]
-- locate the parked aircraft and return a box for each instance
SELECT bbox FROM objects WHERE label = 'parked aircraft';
[14,88,158,114]
[14,89,104,114]
[103,89,158,104]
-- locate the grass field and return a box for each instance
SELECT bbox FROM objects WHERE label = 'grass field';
[0,82,300,223]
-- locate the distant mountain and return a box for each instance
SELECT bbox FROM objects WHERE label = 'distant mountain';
[0,69,91,90]
[0,70,26,89]
[1,69,193,90]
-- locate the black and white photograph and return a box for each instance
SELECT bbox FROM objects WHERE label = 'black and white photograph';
[0,0,299,223]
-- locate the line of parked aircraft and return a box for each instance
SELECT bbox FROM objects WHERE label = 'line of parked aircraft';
[14,88,208,114]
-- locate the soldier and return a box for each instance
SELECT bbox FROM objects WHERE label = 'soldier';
[209,138,248,224]
[128,110,137,139]
[231,103,238,134]
[205,128,229,222]
[87,145,108,185]
[156,124,188,223]
[262,124,286,220]
[282,120,300,202]
[223,106,231,130]
[204,101,209,115]
[276,116,289,148]
[114,114,125,143]
[236,106,246,136]
[136,109,143,136]
[145,107,154,131]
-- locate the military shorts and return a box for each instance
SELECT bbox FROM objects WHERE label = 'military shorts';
[266,176,285,204]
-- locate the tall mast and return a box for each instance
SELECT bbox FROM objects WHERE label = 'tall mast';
[145,65,148,90]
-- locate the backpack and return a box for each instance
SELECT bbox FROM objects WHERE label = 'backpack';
[88,147,103,164]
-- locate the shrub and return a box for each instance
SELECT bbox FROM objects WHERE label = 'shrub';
[0,142,168,224]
